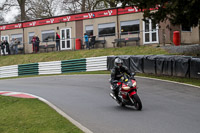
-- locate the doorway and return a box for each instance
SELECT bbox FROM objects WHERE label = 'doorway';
[60,28,72,50]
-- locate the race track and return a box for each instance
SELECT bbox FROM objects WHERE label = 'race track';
[0,75,200,133]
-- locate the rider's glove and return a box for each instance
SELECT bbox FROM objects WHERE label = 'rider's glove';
[130,72,135,76]
[130,72,135,79]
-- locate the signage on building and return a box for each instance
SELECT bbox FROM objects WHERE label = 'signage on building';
[118,6,140,14]
[0,23,22,30]
[0,7,155,30]
[23,9,117,28]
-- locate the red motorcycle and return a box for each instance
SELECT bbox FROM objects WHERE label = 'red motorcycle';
[110,73,142,110]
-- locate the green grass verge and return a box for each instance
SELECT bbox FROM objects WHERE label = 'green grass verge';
[0,46,169,67]
[0,96,83,133]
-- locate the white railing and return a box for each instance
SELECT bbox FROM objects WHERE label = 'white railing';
[38,61,61,75]
[0,65,18,78]
[86,56,107,71]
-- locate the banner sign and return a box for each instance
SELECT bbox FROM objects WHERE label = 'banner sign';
[0,23,22,30]
[118,6,140,14]
[0,7,155,30]
[23,9,117,28]
[23,16,72,28]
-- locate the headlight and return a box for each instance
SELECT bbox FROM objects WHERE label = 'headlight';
[123,86,130,90]
[132,82,137,87]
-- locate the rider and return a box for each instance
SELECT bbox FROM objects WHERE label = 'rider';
[110,57,134,102]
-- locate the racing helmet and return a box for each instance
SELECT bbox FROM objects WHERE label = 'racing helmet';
[114,58,123,69]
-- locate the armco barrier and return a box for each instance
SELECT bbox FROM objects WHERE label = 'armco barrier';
[18,63,39,76]
[155,55,174,76]
[61,59,86,73]
[190,58,200,78]
[0,56,108,78]
[0,55,199,79]
[86,56,107,71]
[108,55,200,79]
[130,55,145,73]
[39,61,61,75]
[143,55,157,74]
[0,65,18,78]
[172,56,191,77]
[107,56,116,70]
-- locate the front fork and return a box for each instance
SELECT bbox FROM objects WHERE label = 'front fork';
[128,90,137,105]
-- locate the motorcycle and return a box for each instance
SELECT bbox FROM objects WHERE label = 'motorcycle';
[109,73,142,110]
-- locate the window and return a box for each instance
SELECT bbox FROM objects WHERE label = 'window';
[85,25,93,36]
[11,34,23,44]
[120,20,140,35]
[42,30,55,42]
[98,22,115,37]
[1,35,9,41]
[28,32,35,44]
[143,19,159,44]
[182,24,191,32]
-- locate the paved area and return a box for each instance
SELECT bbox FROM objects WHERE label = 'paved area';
[0,75,200,133]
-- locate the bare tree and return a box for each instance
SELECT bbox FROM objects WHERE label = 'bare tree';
[0,12,6,24]
[2,0,27,21]
[17,0,26,20]
[101,0,120,8]
[0,3,5,24]
[62,0,84,13]
[61,0,120,14]
[62,0,105,14]
[26,0,59,19]
[1,0,62,22]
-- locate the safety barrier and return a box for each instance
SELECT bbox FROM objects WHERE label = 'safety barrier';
[1,55,199,79]
[0,56,109,78]
[39,61,61,75]
[107,55,200,79]
[86,56,107,71]
[61,58,86,73]
[0,65,18,78]
[18,63,39,76]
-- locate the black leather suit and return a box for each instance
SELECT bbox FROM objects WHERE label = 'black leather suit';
[110,65,131,101]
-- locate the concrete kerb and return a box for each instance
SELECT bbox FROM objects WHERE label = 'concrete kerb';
[0,91,93,133]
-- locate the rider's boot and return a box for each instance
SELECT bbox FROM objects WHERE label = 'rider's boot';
[114,90,121,104]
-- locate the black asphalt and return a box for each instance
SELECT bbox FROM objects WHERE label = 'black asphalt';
[0,75,200,133]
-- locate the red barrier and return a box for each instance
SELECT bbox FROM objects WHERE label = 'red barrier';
[75,38,81,50]
[173,31,180,46]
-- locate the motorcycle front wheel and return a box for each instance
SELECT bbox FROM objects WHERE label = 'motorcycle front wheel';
[132,94,142,110]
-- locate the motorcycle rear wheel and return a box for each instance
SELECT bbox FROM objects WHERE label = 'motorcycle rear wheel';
[132,94,142,110]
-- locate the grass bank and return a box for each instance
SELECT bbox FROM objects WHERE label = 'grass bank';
[0,95,83,133]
